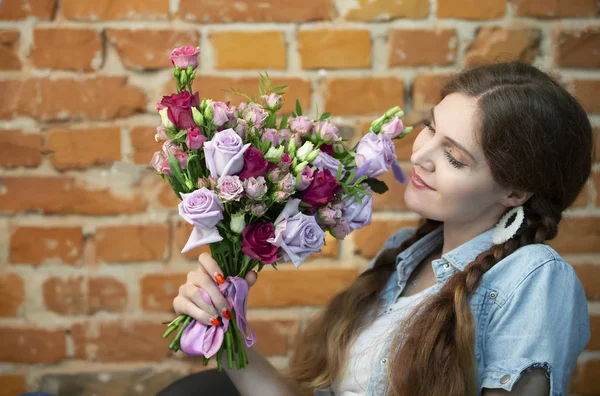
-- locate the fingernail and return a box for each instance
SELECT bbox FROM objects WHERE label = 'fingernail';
[210,317,222,326]
[222,308,231,320]
[214,273,225,285]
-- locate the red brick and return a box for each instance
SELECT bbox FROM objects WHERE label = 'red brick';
[412,74,454,111]
[571,187,587,208]
[0,130,42,168]
[88,276,127,313]
[251,319,300,356]
[573,264,600,301]
[548,217,600,255]
[43,276,86,315]
[298,30,370,69]
[353,220,420,259]
[394,123,419,161]
[0,375,26,396]
[371,167,410,211]
[95,224,170,263]
[0,327,65,363]
[71,320,170,361]
[31,28,102,71]
[173,221,210,261]
[556,28,600,69]
[0,0,55,20]
[106,29,199,70]
[594,127,600,164]
[158,182,181,208]
[571,359,600,394]
[594,170,600,207]
[140,273,185,311]
[513,0,598,18]
[10,226,83,265]
[0,77,145,121]
[211,31,286,70]
[438,0,506,19]
[44,128,121,170]
[167,76,311,116]
[389,29,457,67]
[344,0,429,21]
[0,176,147,215]
[0,30,21,70]
[324,77,404,116]
[308,233,339,260]
[62,0,169,20]
[131,126,161,165]
[589,315,600,350]
[180,0,334,22]
[465,27,541,66]
[0,272,25,316]
[570,80,600,115]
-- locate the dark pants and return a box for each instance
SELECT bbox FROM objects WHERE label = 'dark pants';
[158,369,241,396]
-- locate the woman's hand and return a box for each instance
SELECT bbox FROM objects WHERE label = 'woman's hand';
[173,252,258,326]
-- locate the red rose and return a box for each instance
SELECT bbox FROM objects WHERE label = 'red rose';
[320,144,334,156]
[301,169,341,212]
[238,147,269,181]
[160,91,200,130]
[241,222,279,264]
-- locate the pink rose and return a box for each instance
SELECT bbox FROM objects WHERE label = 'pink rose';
[296,166,314,191]
[155,125,169,142]
[244,176,267,200]
[381,116,405,139]
[261,93,283,110]
[315,121,340,143]
[186,126,207,150]
[216,175,244,202]
[162,142,188,169]
[150,151,171,175]
[289,116,313,137]
[170,46,200,70]
[262,128,280,147]
[243,103,268,129]
[159,91,200,130]
[234,119,248,139]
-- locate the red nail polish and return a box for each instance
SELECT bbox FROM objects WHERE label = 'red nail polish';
[222,309,231,320]
[210,317,221,326]
[214,273,225,285]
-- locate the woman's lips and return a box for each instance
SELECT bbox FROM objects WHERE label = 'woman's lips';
[411,171,435,190]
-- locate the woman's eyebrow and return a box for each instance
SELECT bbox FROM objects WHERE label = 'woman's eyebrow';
[431,107,478,163]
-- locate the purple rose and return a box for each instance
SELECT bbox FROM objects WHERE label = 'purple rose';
[311,151,342,176]
[263,128,280,147]
[344,191,373,231]
[211,102,233,127]
[234,119,248,139]
[217,175,244,202]
[301,169,341,212]
[315,121,340,143]
[249,202,266,217]
[244,176,267,200]
[203,129,251,178]
[317,203,342,226]
[355,132,396,178]
[159,91,200,130]
[296,166,314,191]
[243,103,268,129]
[279,128,292,142]
[330,217,350,239]
[238,147,269,181]
[186,126,207,150]
[262,93,283,110]
[289,116,313,137]
[170,46,200,70]
[267,199,326,268]
[242,222,279,264]
[381,116,405,139]
[178,188,224,253]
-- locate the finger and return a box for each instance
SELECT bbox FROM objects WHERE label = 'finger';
[245,270,258,288]
[173,296,221,326]
[180,284,219,318]
[198,252,225,285]
[187,263,231,320]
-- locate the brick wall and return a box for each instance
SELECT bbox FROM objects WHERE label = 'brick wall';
[0,0,598,394]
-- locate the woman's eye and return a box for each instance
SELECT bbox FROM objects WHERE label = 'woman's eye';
[423,120,435,132]
[445,150,465,169]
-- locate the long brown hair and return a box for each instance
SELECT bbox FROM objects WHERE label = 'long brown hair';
[286,61,594,396]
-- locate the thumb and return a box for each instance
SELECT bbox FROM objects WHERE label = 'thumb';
[244,270,258,288]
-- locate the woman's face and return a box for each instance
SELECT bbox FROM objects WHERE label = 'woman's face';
[404,92,510,229]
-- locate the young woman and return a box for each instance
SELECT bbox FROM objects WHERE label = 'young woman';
[170,61,593,396]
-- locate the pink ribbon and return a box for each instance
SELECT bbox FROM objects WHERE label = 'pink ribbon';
[180,276,256,358]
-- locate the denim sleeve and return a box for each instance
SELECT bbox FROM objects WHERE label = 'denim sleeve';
[481,259,590,396]
[365,227,416,270]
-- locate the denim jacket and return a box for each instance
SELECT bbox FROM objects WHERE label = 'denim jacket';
[315,225,590,396]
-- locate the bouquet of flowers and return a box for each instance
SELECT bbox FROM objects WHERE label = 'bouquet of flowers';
[154,46,413,370]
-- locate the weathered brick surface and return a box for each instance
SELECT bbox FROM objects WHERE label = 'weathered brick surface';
[389,29,457,67]
[0,30,21,70]
[31,28,103,71]
[0,130,42,167]
[298,30,371,69]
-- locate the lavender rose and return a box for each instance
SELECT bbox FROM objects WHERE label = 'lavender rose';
[203,129,251,178]
[211,102,233,127]
[289,116,313,137]
[178,188,224,253]
[355,132,396,178]
[244,176,267,200]
[262,93,283,110]
[234,119,248,139]
[267,199,326,268]
[217,175,244,202]
[263,128,280,147]
[315,121,340,143]
[381,116,405,139]
[242,103,268,129]
[344,191,373,231]
[296,165,314,191]
[311,151,342,176]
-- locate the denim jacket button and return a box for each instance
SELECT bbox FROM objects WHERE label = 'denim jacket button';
[443,263,451,270]
[381,358,388,365]
[489,291,497,299]
[500,374,510,384]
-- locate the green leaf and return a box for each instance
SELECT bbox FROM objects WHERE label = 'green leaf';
[336,164,343,181]
[345,169,357,184]
[169,153,191,191]
[167,175,185,200]
[319,112,331,121]
[271,84,287,92]
[365,177,389,194]
[280,115,289,129]
[295,99,302,116]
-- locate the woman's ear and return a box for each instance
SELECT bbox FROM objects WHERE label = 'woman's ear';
[501,190,533,208]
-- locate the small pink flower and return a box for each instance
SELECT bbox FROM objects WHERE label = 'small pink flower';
[170,46,200,70]
[186,126,207,150]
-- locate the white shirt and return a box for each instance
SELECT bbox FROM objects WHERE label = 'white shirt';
[331,285,437,396]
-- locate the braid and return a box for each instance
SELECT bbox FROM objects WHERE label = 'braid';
[389,199,560,396]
